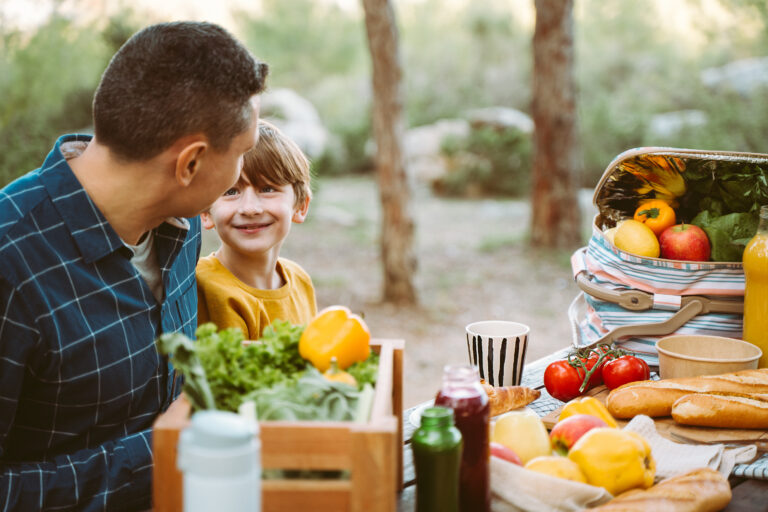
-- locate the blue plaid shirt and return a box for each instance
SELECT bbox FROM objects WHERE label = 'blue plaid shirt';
[0,134,200,511]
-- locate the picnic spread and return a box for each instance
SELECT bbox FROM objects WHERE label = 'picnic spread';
[153,147,768,512]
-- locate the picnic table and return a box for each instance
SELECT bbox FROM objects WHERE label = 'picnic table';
[396,347,768,512]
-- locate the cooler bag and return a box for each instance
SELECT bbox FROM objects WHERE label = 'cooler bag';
[569,147,768,365]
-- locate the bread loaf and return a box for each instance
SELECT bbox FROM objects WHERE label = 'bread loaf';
[605,368,768,419]
[671,392,768,429]
[480,381,540,416]
[586,468,731,512]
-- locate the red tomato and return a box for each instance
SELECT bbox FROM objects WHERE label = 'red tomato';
[602,355,651,390]
[544,360,586,402]
[583,353,604,388]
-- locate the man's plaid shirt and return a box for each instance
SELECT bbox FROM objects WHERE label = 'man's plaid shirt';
[0,134,200,511]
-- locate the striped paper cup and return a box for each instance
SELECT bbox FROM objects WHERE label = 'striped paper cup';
[465,321,529,386]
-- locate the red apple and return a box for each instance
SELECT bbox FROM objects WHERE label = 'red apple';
[549,414,608,455]
[490,442,523,465]
[659,223,711,261]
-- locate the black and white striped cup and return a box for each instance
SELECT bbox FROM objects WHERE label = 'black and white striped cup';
[465,321,529,386]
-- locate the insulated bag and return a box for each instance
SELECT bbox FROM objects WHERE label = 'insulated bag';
[569,147,768,365]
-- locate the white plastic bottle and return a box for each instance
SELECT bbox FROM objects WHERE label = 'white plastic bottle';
[177,410,261,512]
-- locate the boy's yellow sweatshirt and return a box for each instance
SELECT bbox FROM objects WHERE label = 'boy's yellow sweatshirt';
[196,254,317,340]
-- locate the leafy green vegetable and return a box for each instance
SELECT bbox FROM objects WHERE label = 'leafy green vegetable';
[681,161,768,219]
[156,332,215,411]
[156,321,379,419]
[692,210,759,262]
[245,367,364,421]
[191,321,309,412]
[347,351,379,388]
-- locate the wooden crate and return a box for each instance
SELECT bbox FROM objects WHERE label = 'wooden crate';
[153,338,404,512]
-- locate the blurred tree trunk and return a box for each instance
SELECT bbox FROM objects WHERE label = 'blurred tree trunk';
[531,0,583,248]
[361,0,418,305]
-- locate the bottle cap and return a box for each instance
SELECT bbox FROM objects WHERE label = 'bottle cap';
[420,406,455,428]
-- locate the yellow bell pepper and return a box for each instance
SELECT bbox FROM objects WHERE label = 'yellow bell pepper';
[558,396,618,428]
[323,357,358,387]
[568,428,656,495]
[299,306,371,372]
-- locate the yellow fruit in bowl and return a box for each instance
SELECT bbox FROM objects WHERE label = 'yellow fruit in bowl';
[614,219,660,258]
[524,456,587,483]
[491,409,551,464]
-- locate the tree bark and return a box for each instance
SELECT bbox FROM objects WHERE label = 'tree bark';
[361,0,418,305]
[531,0,582,248]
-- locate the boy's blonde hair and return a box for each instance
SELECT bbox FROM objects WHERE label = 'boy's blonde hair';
[242,120,312,208]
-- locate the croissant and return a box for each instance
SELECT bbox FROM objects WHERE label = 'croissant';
[480,380,541,416]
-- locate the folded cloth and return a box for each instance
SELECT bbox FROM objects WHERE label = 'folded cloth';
[491,457,612,512]
[623,414,758,479]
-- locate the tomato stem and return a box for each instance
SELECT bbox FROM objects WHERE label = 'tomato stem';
[568,343,628,393]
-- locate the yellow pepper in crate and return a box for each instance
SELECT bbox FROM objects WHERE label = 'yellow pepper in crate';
[568,428,655,495]
[323,357,358,387]
[558,396,618,428]
[300,306,371,372]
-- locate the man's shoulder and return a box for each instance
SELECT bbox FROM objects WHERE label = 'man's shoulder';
[0,169,47,241]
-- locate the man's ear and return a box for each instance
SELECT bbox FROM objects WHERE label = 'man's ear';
[175,140,208,187]
[292,196,311,223]
[201,210,216,230]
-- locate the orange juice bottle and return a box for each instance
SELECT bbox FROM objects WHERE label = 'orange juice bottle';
[743,205,768,368]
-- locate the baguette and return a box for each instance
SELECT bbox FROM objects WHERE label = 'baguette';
[605,369,768,419]
[671,392,768,429]
[586,468,731,512]
[480,381,540,416]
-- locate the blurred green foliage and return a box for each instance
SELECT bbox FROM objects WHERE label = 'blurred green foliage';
[436,125,532,197]
[1,0,767,193]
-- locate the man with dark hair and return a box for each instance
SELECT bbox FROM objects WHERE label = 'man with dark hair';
[0,21,267,510]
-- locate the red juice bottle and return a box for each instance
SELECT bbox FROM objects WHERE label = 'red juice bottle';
[434,364,490,512]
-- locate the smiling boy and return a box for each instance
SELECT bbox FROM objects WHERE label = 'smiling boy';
[197,120,317,339]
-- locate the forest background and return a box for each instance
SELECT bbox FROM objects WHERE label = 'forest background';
[2,0,767,405]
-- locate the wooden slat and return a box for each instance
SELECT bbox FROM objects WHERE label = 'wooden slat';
[391,339,405,491]
[261,422,352,470]
[350,416,398,512]
[262,480,352,512]
[371,341,394,421]
[152,395,191,512]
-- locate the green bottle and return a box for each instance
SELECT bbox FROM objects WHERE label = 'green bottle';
[411,406,463,512]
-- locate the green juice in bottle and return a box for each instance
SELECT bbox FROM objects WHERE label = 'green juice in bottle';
[411,406,463,512]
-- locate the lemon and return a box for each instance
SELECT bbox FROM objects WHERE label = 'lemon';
[614,219,660,258]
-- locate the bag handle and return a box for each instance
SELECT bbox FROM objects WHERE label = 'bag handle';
[575,271,653,311]
[577,299,705,350]
[574,271,743,314]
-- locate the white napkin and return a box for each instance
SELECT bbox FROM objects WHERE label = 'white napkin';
[491,457,612,512]
[623,414,758,479]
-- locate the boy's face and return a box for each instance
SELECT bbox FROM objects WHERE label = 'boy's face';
[201,171,309,258]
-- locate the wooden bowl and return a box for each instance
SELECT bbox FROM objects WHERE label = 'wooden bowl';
[656,335,762,379]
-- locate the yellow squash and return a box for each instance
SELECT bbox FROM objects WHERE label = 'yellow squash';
[323,357,358,387]
[558,396,618,428]
[568,428,655,495]
[299,306,371,372]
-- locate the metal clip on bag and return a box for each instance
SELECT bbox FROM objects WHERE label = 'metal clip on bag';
[569,147,768,365]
